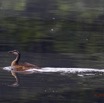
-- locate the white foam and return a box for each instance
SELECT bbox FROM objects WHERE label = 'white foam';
[3,66,104,74]
[3,66,12,71]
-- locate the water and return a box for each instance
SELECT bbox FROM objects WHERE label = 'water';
[0,52,104,103]
[1,66,104,103]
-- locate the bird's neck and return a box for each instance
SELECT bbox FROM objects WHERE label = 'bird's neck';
[11,53,20,66]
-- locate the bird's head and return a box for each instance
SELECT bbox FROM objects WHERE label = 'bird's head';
[8,50,20,55]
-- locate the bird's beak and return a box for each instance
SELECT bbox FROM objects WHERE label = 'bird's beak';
[8,51,13,53]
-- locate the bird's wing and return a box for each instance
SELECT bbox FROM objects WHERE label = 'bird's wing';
[24,62,40,69]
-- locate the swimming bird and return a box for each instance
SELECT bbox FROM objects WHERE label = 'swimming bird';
[8,50,40,87]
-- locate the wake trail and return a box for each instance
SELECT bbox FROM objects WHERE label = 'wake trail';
[2,66,104,76]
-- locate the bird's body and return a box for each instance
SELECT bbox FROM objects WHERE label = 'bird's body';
[8,50,40,87]
[11,62,39,71]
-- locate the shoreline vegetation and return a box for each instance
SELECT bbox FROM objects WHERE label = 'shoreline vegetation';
[0,0,104,54]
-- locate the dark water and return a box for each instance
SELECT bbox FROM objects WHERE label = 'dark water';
[0,52,104,103]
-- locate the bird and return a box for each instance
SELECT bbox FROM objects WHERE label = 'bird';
[8,50,40,87]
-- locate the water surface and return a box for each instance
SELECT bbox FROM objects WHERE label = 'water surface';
[0,52,104,103]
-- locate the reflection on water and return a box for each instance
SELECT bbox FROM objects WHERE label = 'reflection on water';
[0,53,104,103]
[1,67,104,103]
